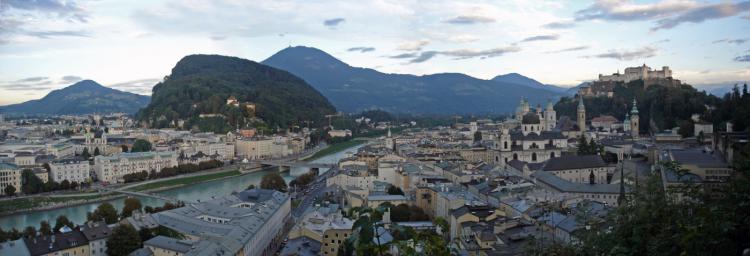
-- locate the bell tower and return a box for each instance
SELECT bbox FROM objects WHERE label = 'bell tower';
[577,96,586,132]
[630,98,640,139]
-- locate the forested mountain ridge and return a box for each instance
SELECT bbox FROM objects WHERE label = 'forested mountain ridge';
[261,46,563,114]
[1,80,150,115]
[136,54,336,132]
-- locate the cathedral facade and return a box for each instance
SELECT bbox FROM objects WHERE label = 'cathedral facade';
[493,99,567,165]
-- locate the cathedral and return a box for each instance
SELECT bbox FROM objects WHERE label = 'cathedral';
[493,99,568,164]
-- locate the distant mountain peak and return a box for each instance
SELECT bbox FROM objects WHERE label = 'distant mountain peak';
[263,45,350,69]
[1,80,150,115]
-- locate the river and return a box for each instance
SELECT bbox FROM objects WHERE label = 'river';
[0,143,363,230]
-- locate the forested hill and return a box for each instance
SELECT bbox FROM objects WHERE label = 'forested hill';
[554,80,722,135]
[136,54,336,132]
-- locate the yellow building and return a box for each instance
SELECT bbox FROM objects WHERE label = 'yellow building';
[0,163,21,193]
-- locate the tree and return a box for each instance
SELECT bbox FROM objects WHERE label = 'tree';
[81,148,91,159]
[54,215,74,232]
[60,180,71,190]
[473,131,482,142]
[131,139,152,152]
[39,221,52,236]
[121,197,142,218]
[138,228,154,242]
[259,173,287,192]
[93,147,101,156]
[106,224,142,256]
[23,226,37,238]
[4,185,15,196]
[21,169,44,194]
[120,145,129,153]
[387,185,404,195]
[88,203,119,224]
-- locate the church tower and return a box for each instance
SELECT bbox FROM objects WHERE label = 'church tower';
[577,96,586,132]
[499,128,511,152]
[630,99,640,138]
[545,100,556,131]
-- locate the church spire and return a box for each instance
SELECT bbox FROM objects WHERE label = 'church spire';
[630,98,639,114]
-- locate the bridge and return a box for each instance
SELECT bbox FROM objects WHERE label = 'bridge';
[100,187,194,204]
[250,160,336,169]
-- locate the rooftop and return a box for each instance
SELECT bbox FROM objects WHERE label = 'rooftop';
[542,155,607,171]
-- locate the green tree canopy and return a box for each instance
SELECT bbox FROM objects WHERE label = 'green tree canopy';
[4,185,15,196]
[106,224,142,256]
[39,221,52,236]
[120,197,142,219]
[259,173,287,192]
[21,169,44,194]
[131,139,152,152]
[53,215,74,232]
[88,203,119,224]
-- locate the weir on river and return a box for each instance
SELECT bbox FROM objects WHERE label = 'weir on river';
[0,144,363,230]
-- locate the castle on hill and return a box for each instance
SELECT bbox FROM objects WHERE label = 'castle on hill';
[579,64,681,97]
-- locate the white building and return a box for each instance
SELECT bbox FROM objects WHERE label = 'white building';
[235,137,288,160]
[94,151,178,183]
[49,158,91,183]
[179,142,235,160]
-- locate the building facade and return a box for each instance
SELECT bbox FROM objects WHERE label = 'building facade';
[93,152,178,183]
[49,158,91,183]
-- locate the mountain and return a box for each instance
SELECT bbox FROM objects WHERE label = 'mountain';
[1,80,150,115]
[695,82,749,96]
[491,73,568,93]
[136,54,336,131]
[261,46,563,114]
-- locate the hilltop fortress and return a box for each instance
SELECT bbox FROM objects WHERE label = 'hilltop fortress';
[579,64,682,97]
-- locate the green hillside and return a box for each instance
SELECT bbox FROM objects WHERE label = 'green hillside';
[136,54,336,133]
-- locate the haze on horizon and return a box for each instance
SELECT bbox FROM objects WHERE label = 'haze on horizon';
[1,0,749,105]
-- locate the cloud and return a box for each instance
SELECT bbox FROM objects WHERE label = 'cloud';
[402,46,521,63]
[520,34,559,42]
[26,30,89,39]
[441,46,521,59]
[712,38,747,45]
[109,78,160,95]
[347,47,376,53]
[654,39,671,44]
[735,55,750,62]
[17,76,49,83]
[0,0,89,22]
[574,0,750,31]
[61,76,82,83]
[388,53,418,59]
[323,18,345,27]
[210,35,227,41]
[397,39,430,51]
[543,21,575,29]
[444,15,495,24]
[653,1,750,31]
[0,77,54,91]
[588,46,658,61]
[409,51,439,63]
[575,0,698,22]
[545,46,590,54]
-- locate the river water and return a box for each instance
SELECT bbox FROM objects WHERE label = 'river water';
[0,144,362,230]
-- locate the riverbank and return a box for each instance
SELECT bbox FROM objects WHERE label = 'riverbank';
[303,140,366,161]
[0,168,247,216]
[127,169,242,192]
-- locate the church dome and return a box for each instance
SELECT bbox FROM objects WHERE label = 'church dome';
[522,113,541,124]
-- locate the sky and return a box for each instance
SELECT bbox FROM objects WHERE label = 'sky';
[1,0,749,105]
